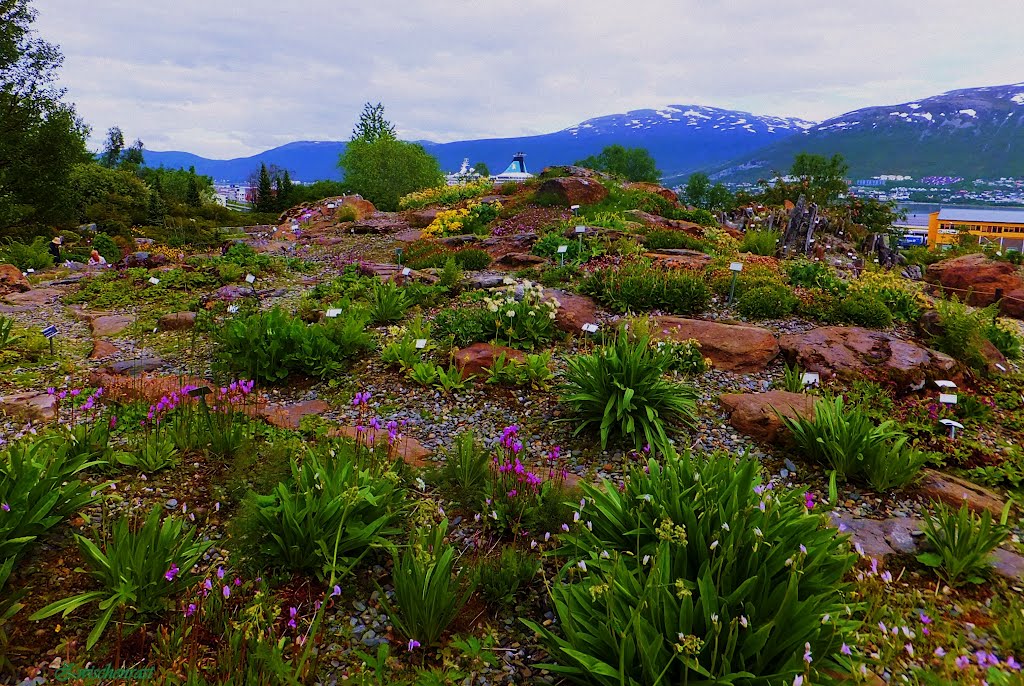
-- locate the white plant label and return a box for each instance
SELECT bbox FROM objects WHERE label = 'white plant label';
[582,323,599,333]
[325,309,342,318]
[148,277,160,285]
[557,245,568,254]
[415,339,427,349]
[227,305,239,313]
[801,372,820,386]
[26,268,34,273]
[729,262,744,272]
[575,226,586,234]
[245,274,256,284]
[401,267,412,276]
[939,393,958,405]
[934,380,957,389]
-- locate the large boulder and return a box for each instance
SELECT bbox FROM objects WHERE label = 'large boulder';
[337,196,376,219]
[406,209,439,228]
[158,311,197,331]
[548,289,599,333]
[454,342,526,377]
[0,264,30,294]
[536,177,609,206]
[924,253,1024,306]
[260,399,330,430]
[90,314,134,337]
[653,317,779,372]
[624,182,679,203]
[917,469,1010,518]
[0,392,57,422]
[718,391,816,444]
[3,288,61,306]
[779,326,958,391]
[119,251,169,269]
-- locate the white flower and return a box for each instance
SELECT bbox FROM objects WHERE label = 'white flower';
[711,613,719,624]
[528,310,536,316]
[739,615,748,628]
[721,522,730,531]
[548,312,556,320]
[506,310,516,318]
[710,540,719,550]
[642,555,651,565]
[577,560,587,572]
[600,550,610,559]
[754,527,763,538]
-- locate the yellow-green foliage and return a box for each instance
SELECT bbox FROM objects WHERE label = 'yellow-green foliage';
[399,179,494,210]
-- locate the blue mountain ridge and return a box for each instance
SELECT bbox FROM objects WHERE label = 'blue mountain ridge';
[142,105,815,184]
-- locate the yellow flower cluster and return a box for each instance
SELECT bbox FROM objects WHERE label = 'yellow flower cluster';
[421,207,471,239]
[848,268,920,296]
[398,178,494,210]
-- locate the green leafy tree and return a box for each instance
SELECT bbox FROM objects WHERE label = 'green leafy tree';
[790,153,849,206]
[682,172,711,207]
[254,163,275,212]
[185,166,202,208]
[575,144,661,183]
[99,126,124,169]
[338,104,443,211]
[351,102,397,142]
[67,163,149,232]
[472,161,490,177]
[119,138,144,171]
[275,169,294,210]
[0,0,89,231]
[847,196,905,235]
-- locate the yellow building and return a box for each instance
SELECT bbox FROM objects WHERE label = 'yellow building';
[928,208,1024,250]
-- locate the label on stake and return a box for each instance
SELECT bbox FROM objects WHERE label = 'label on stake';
[325,309,342,318]
[557,245,568,254]
[148,277,160,285]
[245,274,256,284]
[415,339,427,349]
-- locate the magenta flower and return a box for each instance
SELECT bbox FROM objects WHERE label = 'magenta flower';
[222,585,230,599]
[288,606,298,629]
[234,577,241,586]
[216,566,225,580]
[164,563,179,582]
[955,655,970,670]
[203,578,212,591]
[840,643,852,656]
[803,642,812,664]
[407,639,421,651]
[331,585,341,597]
[185,603,196,617]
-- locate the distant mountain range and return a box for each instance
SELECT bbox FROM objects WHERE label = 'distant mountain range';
[142,82,1024,185]
[713,82,1024,182]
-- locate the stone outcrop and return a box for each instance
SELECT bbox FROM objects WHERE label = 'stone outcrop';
[158,312,197,331]
[89,340,119,360]
[0,264,30,294]
[917,469,1010,518]
[924,253,1024,306]
[653,317,779,372]
[90,314,134,337]
[3,288,61,306]
[548,289,599,333]
[328,426,431,467]
[259,400,330,430]
[779,326,958,391]
[0,391,57,422]
[718,391,816,444]
[454,343,526,377]
[535,177,609,206]
[492,252,546,269]
[624,182,679,203]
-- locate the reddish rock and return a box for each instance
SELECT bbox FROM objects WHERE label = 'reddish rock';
[338,196,376,219]
[0,392,57,422]
[829,512,923,559]
[3,288,61,306]
[89,340,119,360]
[158,311,197,331]
[924,253,1024,306]
[406,209,439,228]
[349,214,409,234]
[329,426,432,467]
[90,314,134,337]
[548,289,599,333]
[493,252,547,269]
[645,251,713,271]
[653,316,779,372]
[394,229,424,243]
[260,399,330,430]
[625,182,679,203]
[88,372,211,405]
[779,326,958,391]
[1000,288,1024,318]
[454,342,526,377]
[917,469,1010,518]
[718,391,816,444]
[625,210,707,235]
[0,264,30,294]
[536,177,609,206]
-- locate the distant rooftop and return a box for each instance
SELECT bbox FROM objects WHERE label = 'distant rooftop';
[937,207,1024,223]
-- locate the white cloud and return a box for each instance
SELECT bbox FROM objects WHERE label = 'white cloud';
[33,0,1024,158]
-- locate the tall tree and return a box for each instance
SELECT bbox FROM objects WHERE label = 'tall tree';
[575,145,661,183]
[119,138,144,171]
[0,0,89,230]
[254,163,276,212]
[789,153,849,206]
[185,166,202,208]
[100,126,125,168]
[275,169,294,210]
[351,102,397,143]
[472,161,490,177]
[682,173,712,208]
[338,103,443,211]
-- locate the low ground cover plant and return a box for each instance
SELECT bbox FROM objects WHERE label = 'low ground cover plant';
[580,262,709,315]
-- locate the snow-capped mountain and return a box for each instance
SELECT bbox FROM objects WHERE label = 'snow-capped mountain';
[564,105,815,137]
[715,83,1024,181]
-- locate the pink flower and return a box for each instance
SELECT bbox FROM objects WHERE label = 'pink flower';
[1,503,9,512]
[185,603,196,617]
[407,639,420,651]
[841,644,852,656]
[222,585,230,599]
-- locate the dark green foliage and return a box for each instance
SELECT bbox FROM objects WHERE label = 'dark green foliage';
[251,448,406,580]
[575,144,661,183]
[29,506,212,649]
[786,258,845,292]
[836,292,893,329]
[738,229,780,256]
[984,321,1023,361]
[438,430,490,503]
[0,236,53,270]
[527,450,858,686]
[433,306,492,347]
[379,520,475,647]
[474,546,539,609]
[796,288,842,323]
[255,163,275,212]
[681,172,735,211]
[91,232,120,263]
[532,231,593,263]
[737,284,798,319]
[642,230,708,252]
[404,244,492,271]
[561,328,697,451]
[782,396,926,491]
[580,263,710,315]
[917,501,1010,587]
[928,299,1012,371]
[215,307,372,383]
[339,136,444,211]
[367,280,411,324]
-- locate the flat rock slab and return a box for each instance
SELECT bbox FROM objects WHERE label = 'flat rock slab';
[455,342,526,378]
[91,314,134,337]
[548,289,599,334]
[101,357,165,376]
[779,326,958,391]
[830,512,922,559]
[718,390,816,444]
[329,426,432,467]
[89,340,119,360]
[3,288,62,306]
[158,311,197,331]
[654,316,779,373]
[0,392,57,422]
[89,371,210,405]
[260,400,330,430]
[917,469,1010,518]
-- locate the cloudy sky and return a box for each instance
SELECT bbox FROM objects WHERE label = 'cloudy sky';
[36,0,1024,159]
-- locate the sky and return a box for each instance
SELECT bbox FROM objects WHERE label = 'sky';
[35,0,1024,159]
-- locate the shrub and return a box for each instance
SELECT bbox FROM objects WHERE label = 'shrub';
[30,506,212,649]
[91,232,122,263]
[795,287,842,323]
[561,328,697,451]
[580,263,709,315]
[737,284,798,319]
[642,230,709,253]
[215,307,372,383]
[835,291,893,329]
[379,519,475,648]
[782,396,926,490]
[787,258,845,292]
[532,231,594,263]
[929,299,1004,371]
[251,448,406,580]
[738,229,780,256]
[0,237,54,270]
[536,264,579,287]
[367,280,411,324]
[985,320,1023,360]
[474,547,539,609]
[917,501,1010,587]
[526,450,857,686]
[848,270,920,322]
[403,242,491,271]
[433,306,492,347]
[421,202,501,238]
